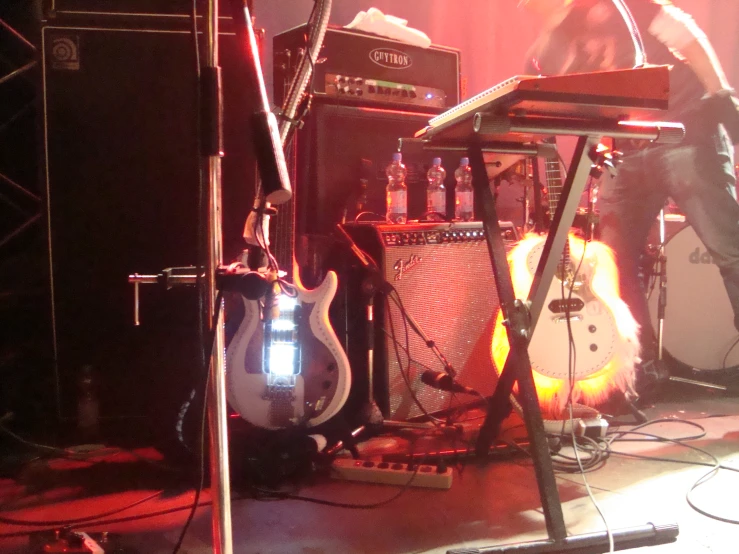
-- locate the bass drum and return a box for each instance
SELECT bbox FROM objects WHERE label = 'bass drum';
[648,224,739,370]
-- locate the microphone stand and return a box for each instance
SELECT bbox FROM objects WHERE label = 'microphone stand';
[327,225,461,457]
[202,1,233,552]
[128,2,292,550]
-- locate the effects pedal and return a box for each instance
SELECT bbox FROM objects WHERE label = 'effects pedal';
[31,530,104,554]
[331,458,453,489]
[29,529,138,554]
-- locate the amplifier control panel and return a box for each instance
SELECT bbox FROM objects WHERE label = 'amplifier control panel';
[377,222,518,247]
[325,73,447,109]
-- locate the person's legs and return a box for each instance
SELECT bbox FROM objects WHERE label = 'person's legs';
[664,125,739,331]
[599,148,670,357]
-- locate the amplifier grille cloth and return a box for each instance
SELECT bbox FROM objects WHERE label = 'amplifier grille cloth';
[382,237,509,420]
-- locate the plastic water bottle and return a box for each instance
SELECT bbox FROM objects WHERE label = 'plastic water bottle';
[77,365,100,440]
[386,152,408,224]
[426,157,447,218]
[454,157,474,221]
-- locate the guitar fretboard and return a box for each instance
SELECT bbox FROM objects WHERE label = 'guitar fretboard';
[272,140,298,280]
[543,149,573,276]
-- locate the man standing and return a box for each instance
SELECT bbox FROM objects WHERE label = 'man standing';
[519,0,739,393]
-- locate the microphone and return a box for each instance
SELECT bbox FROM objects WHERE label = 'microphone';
[420,370,477,395]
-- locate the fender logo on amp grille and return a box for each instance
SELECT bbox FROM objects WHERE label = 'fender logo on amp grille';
[393,254,422,280]
[369,48,412,69]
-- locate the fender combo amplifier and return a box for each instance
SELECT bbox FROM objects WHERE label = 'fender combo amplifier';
[341,221,518,421]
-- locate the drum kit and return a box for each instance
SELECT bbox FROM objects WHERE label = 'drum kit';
[648,164,739,376]
[496,159,739,378]
[645,215,739,373]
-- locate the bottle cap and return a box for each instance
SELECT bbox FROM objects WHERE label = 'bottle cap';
[460,157,469,166]
[432,157,442,166]
[392,152,402,162]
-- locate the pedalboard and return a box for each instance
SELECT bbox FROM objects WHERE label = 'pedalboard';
[331,458,453,489]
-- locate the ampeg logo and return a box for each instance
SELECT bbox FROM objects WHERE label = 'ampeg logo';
[50,35,80,70]
[393,254,422,281]
[369,48,412,69]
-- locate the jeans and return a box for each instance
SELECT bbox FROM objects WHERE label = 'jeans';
[599,122,739,358]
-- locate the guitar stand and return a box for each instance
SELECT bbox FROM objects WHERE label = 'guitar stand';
[402,113,684,553]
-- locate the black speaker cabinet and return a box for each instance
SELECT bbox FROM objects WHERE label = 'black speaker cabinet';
[342,222,518,421]
[44,0,225,17]
[42,17,255,428]
[294,104,469,239]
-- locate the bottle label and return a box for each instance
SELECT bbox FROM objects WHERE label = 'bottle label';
[427,191,446,214]
[387,190,407,223]
[387,190,407,211]
[456,191,474,220]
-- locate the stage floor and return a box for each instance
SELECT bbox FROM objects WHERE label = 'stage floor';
[1,381,738,554]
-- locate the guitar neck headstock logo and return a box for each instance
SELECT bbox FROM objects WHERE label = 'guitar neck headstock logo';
[394,254,422,280]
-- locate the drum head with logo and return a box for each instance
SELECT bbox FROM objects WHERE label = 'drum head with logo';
[648,225,739,370]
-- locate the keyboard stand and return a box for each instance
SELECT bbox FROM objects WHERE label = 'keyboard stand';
[401,114,683,554]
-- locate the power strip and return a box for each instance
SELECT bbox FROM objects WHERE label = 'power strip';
[330,458,453,489]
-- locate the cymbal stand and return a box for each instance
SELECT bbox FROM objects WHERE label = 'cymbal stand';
[655,208,667,360]
[653,209,728,391]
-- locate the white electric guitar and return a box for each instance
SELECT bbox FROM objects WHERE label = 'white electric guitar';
[492,154,638,414]
[225,198,351,430]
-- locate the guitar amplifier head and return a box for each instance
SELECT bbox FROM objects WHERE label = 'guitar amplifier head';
[342,221,517,421]
[273,25,460,112]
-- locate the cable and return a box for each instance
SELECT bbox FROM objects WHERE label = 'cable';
[170,3,225,550]
[549,154,615,550]
[384,287,445,426]
[569,405,614,552]
[171,292,223,554]
[353,211,390,223]
[0,497,219,540]
[607,418,707,442]
[171,364,209,554]
[242,428,446,510]
[175,0,208,457]
[0,491,163,527]
[606,419,739,525]
[721,335,739,369]
[246,466,420,510]
[0,422,180,474]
